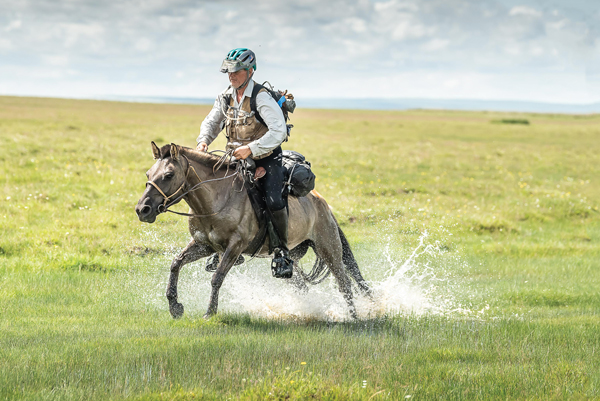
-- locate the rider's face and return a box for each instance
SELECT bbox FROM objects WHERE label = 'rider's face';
[228,69,252,89]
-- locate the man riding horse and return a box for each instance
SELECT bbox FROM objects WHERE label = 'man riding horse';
[196,48,293,279]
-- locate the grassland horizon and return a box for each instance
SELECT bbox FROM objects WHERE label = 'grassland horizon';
[5,93,600,114]
[1,95,599,400]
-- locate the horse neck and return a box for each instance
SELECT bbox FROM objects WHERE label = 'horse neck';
[182,155,238,215]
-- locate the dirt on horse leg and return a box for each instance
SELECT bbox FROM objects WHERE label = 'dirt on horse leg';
[315,241,358,320]
[288,261,309,294]
[204,243,244,319]
[335,268,358,320]
[167,240,213,319]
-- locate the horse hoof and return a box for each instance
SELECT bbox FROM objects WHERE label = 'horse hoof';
[169,302,184,319]
[203,313,213,320]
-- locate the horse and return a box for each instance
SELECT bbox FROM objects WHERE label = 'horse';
[135,142,371,319]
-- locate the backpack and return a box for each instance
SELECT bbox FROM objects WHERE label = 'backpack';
[223,81,296,139]
[250,81,295,123]
[281,150,315,197]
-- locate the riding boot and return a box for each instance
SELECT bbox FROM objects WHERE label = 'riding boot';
[270,208,294,279]
[205,253,245,272]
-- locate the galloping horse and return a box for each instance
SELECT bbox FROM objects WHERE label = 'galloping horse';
[135,142,371,319]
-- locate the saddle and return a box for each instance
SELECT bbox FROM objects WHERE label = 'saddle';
[241,161,281,257]
[240,150,314,257]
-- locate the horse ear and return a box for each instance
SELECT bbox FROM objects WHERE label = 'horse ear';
[170,143,180,161]
[151,141,161,159]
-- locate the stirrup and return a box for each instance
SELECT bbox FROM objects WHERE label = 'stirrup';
[271,249,293,279]
[205,253,245,272]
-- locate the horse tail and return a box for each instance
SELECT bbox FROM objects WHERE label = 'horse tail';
[298,207,371,296]
[303,255,330,285]
[333,217,373,297]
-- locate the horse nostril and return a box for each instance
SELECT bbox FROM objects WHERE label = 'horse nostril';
[140,205,151,215]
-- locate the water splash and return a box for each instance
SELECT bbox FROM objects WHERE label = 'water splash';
[125,225,473,321]
[372,230,472,317]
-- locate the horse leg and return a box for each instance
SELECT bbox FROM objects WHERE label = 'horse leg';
[336,224,373,298]
[313,230,358,319]
[204,241,244,319]
[288,261,309,294]
[166,240,213,319]
[287,241,311,294]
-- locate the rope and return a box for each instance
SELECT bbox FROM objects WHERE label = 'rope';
[218,86,258,123]
[147,154,242,218]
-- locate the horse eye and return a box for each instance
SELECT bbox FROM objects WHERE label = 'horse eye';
[164,172,174,179]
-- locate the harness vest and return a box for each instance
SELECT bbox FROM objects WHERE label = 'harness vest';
[225,86,271,160]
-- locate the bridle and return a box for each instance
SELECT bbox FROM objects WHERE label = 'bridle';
[145,153,241,218]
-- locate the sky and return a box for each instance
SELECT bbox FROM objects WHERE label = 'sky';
[1,0,598,104]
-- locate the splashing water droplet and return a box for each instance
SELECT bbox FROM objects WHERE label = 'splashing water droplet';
[123,224,474,321]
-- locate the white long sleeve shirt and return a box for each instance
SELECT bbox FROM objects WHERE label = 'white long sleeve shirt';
[196,80,287,158]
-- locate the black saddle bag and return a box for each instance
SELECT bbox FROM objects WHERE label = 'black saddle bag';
[281,150,316,197]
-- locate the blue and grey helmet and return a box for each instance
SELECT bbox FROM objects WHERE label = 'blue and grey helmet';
[220,48,257,73]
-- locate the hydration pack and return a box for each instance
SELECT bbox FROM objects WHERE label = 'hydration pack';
[281,150,315,197]
[251,81,296,123]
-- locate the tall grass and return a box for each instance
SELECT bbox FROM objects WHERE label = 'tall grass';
[1,96,599,399]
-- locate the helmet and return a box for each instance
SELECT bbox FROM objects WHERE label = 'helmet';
[220,48,257,73]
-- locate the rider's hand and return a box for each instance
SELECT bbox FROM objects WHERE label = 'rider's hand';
[196,142,208,152]
[233,145,252,160]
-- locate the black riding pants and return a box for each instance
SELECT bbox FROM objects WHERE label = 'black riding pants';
[254,146,286,211]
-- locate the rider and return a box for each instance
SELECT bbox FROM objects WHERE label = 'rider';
[196,48,293,279]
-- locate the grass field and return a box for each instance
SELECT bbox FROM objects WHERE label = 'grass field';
[1,95,599,400]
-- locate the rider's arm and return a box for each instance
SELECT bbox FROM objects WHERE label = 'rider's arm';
[247,92,287,158]
[196,95,226,146]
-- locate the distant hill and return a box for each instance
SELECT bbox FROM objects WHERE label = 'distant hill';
[98,95,600,114]
[299,98,600,114]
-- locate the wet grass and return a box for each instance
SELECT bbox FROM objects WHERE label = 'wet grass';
[1,96,600,399]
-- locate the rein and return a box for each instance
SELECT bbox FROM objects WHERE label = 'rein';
[145,153,241,218]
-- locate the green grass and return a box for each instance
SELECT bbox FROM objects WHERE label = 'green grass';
[491,118,530,125]
[1,96,600,400]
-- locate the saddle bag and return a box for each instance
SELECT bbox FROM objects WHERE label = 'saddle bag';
[281,150,316,197]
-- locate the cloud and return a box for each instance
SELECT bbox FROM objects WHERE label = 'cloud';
[0,38,12,51]
[43,55,69,66]
[135,38,153,52]
[59,22,105,50]
[5,19,21,32]
[422,39,450,52]
[0,0,598,103]
[509,6,542,18]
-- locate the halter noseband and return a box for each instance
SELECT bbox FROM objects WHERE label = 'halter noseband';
[145,155,198,213]
[144,150,244,218]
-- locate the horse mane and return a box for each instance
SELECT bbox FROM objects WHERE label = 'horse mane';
[159,144,233,170]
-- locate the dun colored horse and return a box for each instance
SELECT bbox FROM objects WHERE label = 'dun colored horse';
[135,142,371,319]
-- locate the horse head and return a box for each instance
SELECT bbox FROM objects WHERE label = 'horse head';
[135,142,189,223]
